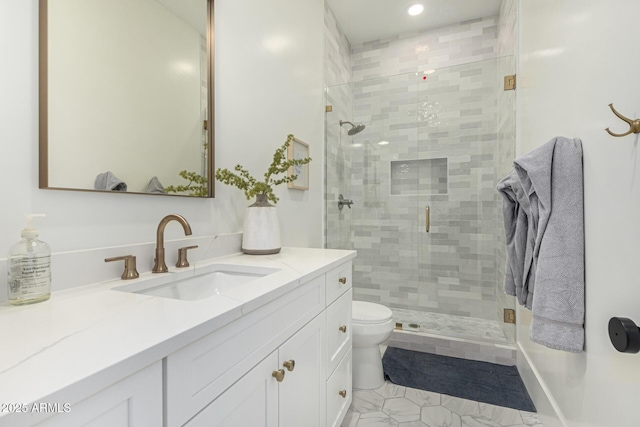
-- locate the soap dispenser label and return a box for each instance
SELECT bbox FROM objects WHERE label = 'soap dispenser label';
[9,256,51,296]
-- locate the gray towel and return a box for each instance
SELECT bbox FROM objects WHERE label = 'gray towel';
[145,176,165,194]
[94,171,127,191]
[496,169,535,309]
[497,137,584,352]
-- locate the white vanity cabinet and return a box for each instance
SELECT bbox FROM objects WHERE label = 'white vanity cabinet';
[36,362,162,427]
[167,261,352,427]
[0,252,355,427]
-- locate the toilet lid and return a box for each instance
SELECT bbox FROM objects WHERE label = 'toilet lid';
[352,301,393,324]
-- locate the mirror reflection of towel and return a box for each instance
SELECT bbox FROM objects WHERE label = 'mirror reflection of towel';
[94,171,127,191]
[145,176,165,194]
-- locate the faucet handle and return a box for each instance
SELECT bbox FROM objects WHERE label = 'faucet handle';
[176,245,199,268]
[105,255,140,280]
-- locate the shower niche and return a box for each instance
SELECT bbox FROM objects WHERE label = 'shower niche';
[390,158,448,196]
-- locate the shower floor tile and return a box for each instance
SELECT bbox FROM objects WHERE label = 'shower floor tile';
[391,309,509,344]
[342,381,543,427]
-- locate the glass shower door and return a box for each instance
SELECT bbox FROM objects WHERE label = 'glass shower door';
[415,59,511,344]
[325,82,353,252]
[325,72,422,311]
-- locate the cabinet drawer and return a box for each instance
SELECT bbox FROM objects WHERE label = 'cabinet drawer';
[166,276,324,427]
[326,289,352,376]
[326,261,352,305]
[326,349,352,427]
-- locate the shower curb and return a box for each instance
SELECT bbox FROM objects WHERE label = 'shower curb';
[387,329,517,366]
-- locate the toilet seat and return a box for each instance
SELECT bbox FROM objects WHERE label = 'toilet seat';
[352,301,393,324]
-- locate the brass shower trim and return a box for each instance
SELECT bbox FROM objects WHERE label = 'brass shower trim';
[605,103,640,137]
[425,205,430,233]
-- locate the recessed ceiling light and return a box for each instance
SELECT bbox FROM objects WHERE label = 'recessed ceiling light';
[378,140,390,145]
[408,4,424,16]
[423,69,435,75]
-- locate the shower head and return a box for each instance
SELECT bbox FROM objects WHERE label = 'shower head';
[340,120,366,136]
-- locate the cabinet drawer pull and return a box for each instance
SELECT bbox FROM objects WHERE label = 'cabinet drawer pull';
[272,369,285,382]
[339,390,347,398]
[338,277,347,284]
[283,360,295,372]
[339,325,347,333]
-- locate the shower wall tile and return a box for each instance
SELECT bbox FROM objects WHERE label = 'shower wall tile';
[324,1,351,87]
[351,16,498,82]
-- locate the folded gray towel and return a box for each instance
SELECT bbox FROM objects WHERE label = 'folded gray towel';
[145,176,165,194]
[497,137,584,352]
[94,171,127,191]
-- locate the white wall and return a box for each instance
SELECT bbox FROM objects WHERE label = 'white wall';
[0,0,323,275]
[214,0,324,247]
[518,1,640,426]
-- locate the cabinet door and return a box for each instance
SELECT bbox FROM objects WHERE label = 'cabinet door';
[326,349,352,427]
[185,352,279,427]
[278,313,326,427]
[36,362,162,427]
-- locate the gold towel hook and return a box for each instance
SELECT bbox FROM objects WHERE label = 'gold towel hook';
[605,103,640,137]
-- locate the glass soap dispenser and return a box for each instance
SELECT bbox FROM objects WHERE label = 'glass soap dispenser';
[8,214,51,305]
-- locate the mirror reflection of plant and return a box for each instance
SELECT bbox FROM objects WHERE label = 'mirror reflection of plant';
[164,170,207,197]
[215,134,311,204]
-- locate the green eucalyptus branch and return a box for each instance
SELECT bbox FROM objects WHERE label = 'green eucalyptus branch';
[164,170,208,197]
[215,134,312,204]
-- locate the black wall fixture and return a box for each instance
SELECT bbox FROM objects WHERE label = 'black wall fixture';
[609,317,640,353]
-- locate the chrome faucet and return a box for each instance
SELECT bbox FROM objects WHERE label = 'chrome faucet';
[152,214,192,273]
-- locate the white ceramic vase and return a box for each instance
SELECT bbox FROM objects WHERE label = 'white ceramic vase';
[242,194,281,255]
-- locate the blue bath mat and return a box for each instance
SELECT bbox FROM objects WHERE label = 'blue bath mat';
[382,347,536,412]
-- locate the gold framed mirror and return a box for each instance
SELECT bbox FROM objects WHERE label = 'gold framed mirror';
[39,0,214,197]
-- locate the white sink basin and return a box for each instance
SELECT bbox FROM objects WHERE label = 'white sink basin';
[113,264,279,301]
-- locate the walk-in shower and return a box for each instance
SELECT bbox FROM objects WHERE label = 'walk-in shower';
[324,0,518,362]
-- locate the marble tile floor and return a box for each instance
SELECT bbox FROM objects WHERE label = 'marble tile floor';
[391,309,509,344]
[341,381,543,427]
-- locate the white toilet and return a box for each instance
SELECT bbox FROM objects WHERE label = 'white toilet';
[352,301,394,390]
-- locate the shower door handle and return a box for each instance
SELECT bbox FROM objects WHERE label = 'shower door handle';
[425,206,430,233]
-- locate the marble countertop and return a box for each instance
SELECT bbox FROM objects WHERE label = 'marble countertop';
[0,247,355,423]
